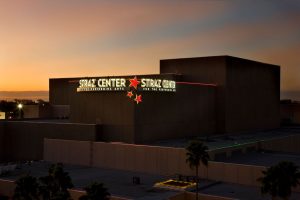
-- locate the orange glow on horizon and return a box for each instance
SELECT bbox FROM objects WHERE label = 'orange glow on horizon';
[0,1,299,93]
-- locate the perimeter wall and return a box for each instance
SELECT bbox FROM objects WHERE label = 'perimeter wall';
[44,139,263,187]
[44,138,300,192]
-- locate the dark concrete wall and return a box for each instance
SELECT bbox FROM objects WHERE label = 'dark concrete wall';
[49,78,75,105]
[71,92,135,143]
[160,56,227,133]
[160,56,280,133]
[226,57,280,132]
[281,103,300,124]
[1,121,100,161]
[135,83,216,143]
[48,56,280,142]
[0,122,4,160]
[50,77,136,143]
[68,80,135,143]
[56,74,216,143]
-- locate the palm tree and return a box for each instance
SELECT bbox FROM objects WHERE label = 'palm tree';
[13,174,39,200]
[258,161,300,200]
[38,163,74,200]
[186,140,210,200]
[79,182,110,200]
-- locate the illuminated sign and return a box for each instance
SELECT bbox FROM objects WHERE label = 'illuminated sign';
[77,77,176,92]
[78,78,127,92]
[77,76,176,104]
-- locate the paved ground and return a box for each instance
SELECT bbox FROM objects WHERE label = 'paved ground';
[1,161,179,200]
[2,162,300,199]
[147,126,300,150]
[2,125,300,199]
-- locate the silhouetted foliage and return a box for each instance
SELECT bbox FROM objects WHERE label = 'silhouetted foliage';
[0,101,16,112]
[12,163,74,200]
[79,182,110,200]
[38,163,73,200]
[13,174,39,200]
[186,140,209,200]
[258,161,300,200]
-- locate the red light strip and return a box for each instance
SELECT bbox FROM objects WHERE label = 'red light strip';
[176,81,217,87]
[69,80,80,83]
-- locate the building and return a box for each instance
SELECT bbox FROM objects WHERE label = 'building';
[50,55,280,143]
[280,100,300,125]
[0,55,280,162]
[2,55,296,200]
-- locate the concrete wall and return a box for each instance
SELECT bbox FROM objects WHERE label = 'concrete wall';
[50,74,216,143]
[226,57,280,132]
[0,122,4,161]
[19,105,52,119]
[281,103,300,124]
[49,56,279,142]
[160,56,226,133]
[51,105,70,118]
[42,139,265,187]
[44,139,300,193]
[1,121,100,162]
[134,84,216,143]
[69,81,135,143]
[44,139,91,166]
[49,78,75,105]
[52,76,138,143]
[23,105,39,118]
[160,56,280,134]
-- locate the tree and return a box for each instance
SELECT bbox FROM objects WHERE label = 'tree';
[79,182,110,200]
[186,140,209,200]
[258,161,300,200]
[38,163,73,200]
[13,174,39,200]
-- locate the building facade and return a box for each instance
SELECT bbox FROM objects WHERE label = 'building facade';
[50,56,280,143]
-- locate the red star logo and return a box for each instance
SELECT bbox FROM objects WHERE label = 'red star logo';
[134,94,142,104]
[127,91,134,98]
[129,76,140,89]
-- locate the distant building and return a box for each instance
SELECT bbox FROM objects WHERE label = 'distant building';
[0,112,5,120]
[281,100,300,125]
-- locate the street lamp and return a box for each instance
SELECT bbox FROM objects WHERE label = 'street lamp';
[17,104,23,109]
[17,103,23,119]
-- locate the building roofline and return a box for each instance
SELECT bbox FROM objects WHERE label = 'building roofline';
[160,55,280,68]
[49,73,179,81]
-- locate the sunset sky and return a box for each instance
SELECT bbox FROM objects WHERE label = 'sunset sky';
[0,0,300,98]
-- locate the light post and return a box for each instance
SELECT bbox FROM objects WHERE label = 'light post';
[17,103,23,119]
